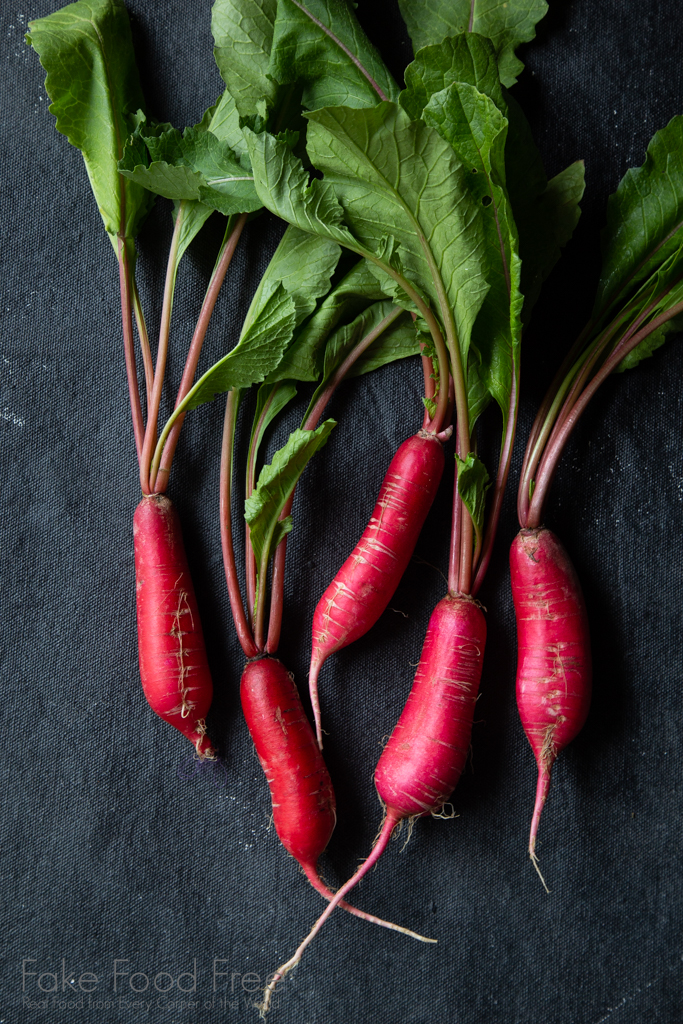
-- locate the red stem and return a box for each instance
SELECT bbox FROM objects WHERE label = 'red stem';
[246,386,283,630]
[526,298,683,527]
[152,213,248,494]
[131,275,154,412]
[220,390,258,659]
[472,364,518,595]
[421,349,435,430]
[139,207,184,494]
[117,235,145,463]
[517,323,597,526]
[448,424,462,593]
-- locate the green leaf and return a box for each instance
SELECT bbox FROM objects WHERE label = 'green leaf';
[397,0,548,87]
[119,118,261,216]
[304,102,488,366]
[505,96,585,325]
[611,241,683,370]
[246,226,341,332]
[212,0,278,116]
[245,420,336,570]
[279,258,391,382]
[244,126,358,249]
[422,80,523,427]
[176,283,298,413]
[595,116,683,326]
[269,0,400,110]
[172,200,216,269]
[207,89,250,160]
[456,451,490,546]
[302,300,414,421]
[247,381,299,477]
[401,33,504,121]
[238,225,342,383]
[614,316,681,373]
[27,0,154,242]
[331,304,417,379]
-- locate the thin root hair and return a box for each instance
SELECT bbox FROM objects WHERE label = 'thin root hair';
[530,849,550,894]
[432,803,458,820]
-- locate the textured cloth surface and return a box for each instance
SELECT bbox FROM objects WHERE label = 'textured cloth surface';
[2,2,682,1022]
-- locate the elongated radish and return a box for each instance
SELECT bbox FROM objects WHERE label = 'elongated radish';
[133,494,215,758]
[375,592,486,816]
[309,430,445,747]
[241,656,336,870]
[509,527,591,885]
[260,592,483,1011]
[240,654,432,938]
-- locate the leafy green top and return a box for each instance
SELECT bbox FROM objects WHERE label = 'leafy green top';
[27,0,153,243]
[397,0,548,86]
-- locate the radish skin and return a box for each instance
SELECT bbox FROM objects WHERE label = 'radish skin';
[309,430,445,747]
[510,527,591,883]
[133,494,214,758]
[240,655,432,939]
[241,656,336,868]
[260,593,484,1012]
[375,593,486,817]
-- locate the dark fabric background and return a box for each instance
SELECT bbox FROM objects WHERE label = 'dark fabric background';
[2,2,682,1022]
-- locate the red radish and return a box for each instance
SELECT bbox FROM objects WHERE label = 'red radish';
[133,494,215,758]
[375,592,486,817]
[509,527,591,885]
[309,430,445,747]
[260,592,484,1011]
[241,656,336,870]
[240,654,433,938]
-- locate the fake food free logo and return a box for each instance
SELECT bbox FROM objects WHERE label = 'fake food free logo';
[20,960,280,1013]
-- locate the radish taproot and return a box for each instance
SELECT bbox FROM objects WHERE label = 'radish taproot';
[509,528,591,886]
[133,494,215,758]
[309,429,445,747]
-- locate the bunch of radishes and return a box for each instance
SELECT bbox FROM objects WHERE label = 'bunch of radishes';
[27,0,683,1011]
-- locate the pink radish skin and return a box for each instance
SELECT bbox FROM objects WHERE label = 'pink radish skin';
[133,494,214,758]
[260,593,484,1011]
[240,656,432,939]
[510,527,591,882]
[309,430,445,747]
[375,592,486,818]
[241,656,336,870]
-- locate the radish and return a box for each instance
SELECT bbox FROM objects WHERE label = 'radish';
[374,593,486,817]
[259,592,483,1012]
[509,528,591,885]
[133,495,215,758]
[513,118,683,883]
[309,429,445,747]
[28,1,263,756]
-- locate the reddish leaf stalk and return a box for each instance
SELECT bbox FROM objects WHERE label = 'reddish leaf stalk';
[220,389,258,659]
[117,235,145,462]
[472,362,518,595]
[131,273,154,412]
[152,212,249,494]
[526,297,683,527]
[139,204,184,494]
